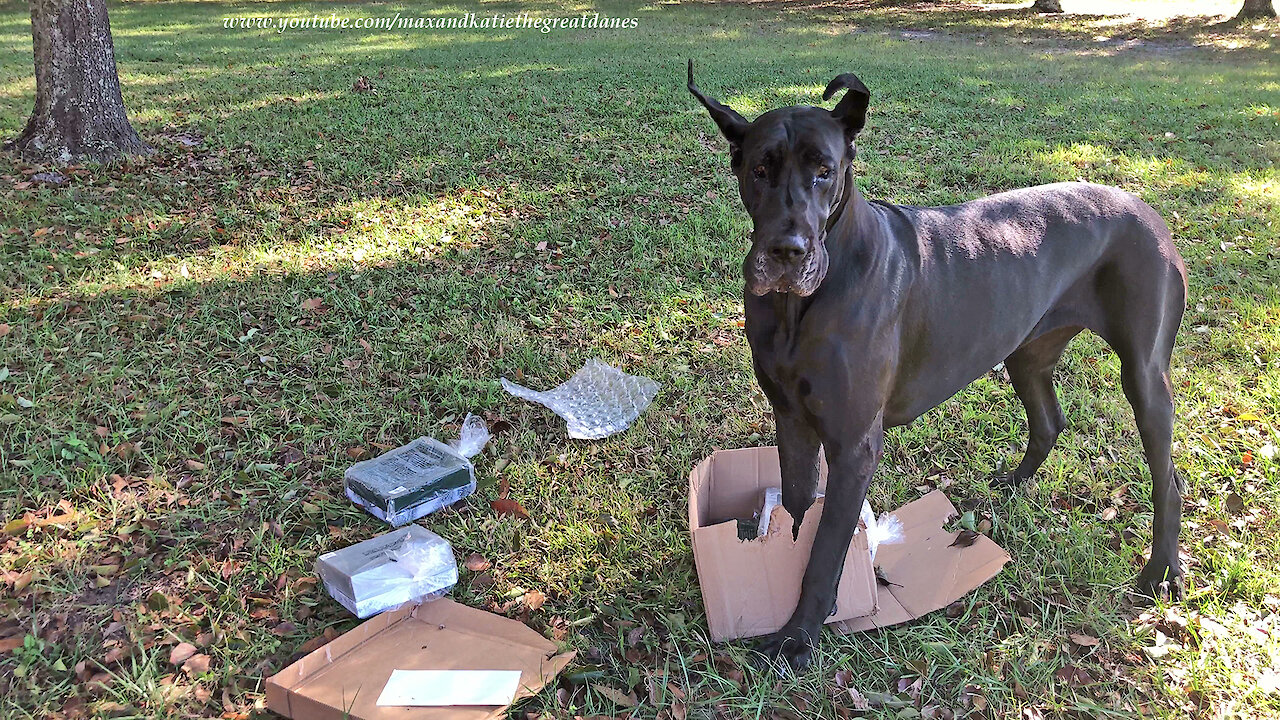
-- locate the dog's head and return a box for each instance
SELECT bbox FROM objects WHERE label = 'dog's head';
[688,60,869,297]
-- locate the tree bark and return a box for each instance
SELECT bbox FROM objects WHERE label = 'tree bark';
[1031,0,1064,13]
[6,0,150,165]
[1235,0,1277,19]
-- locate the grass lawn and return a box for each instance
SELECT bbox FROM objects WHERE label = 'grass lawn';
[1,0,1278,717]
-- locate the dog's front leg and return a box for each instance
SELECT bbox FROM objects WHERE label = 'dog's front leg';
[776,411,821,540]
[756,416,884,671]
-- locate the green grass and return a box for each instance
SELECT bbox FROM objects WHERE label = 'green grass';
[0,0,1278,717]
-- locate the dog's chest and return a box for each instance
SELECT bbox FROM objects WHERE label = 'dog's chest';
[744,305,823,404]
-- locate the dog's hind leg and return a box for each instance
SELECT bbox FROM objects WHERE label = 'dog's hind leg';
[1121,355,1182,598]
[1100,261,1186,599]
[1116,336,1184,598]
[996,325,1082,487]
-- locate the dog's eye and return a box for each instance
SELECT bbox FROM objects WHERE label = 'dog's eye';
[816,165,831,179]
[753,165,767,180]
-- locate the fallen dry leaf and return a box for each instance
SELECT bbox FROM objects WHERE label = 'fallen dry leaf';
[33,512,77,528]
[950,529,979,548]
[522,589,547,611]
[182,653,211,675]
[169,642,198,665]
[300,297,324,311]
[1070,633,1100,647]
[2,519,28,536]
[1055,664,1093,686]
[491,498,529,519]
[0,635,23,653]
[12,572,34,592]
[1226,492,1245,515]
[592,684,637,708]
[464,553,491,572]
[0,323,10,336]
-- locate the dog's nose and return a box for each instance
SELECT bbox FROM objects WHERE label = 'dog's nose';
[768,236,809,264]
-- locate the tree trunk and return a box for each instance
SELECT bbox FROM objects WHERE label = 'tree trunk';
[1235,0,1277,18]
[1031,0,1064,13]
[5,0,150,165]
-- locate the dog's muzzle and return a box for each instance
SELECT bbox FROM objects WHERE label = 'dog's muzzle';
[746,236,829,296]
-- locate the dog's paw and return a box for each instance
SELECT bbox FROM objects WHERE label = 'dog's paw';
[988,472,1023,493]
[752,624,817,674]
[1135,560,1184,603]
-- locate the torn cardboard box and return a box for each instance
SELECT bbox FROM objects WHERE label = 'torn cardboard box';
[689,446,1010,641]
[689,446,878,641]
[266,599,574,720]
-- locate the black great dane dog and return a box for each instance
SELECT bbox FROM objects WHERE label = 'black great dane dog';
[688,61,1187,670]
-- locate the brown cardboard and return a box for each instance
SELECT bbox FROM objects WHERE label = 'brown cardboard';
[689,446,878,641]
[836,490,1010,633]
[265,599,575,720]
[689,447,1011,641]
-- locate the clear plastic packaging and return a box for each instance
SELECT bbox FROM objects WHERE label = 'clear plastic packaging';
[344,415,490,526]
[316,524,458,618]
[500,359,660,440]
[758,487,782,538]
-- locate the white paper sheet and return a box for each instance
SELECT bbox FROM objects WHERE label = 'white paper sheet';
[375,669,522,706]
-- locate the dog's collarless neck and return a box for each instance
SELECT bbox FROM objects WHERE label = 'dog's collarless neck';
[825,167,856,233]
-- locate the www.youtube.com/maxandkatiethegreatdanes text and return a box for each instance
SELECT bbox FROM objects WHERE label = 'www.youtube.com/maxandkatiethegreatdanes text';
[221,12,640,33]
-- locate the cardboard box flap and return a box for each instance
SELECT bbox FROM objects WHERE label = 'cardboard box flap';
[703,447,780,523]
[690,447,831,529]
[836,491,1010,633]
[266,599,575,720]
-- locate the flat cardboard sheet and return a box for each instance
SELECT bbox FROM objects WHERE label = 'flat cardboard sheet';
[265,599,575,720]
[836,490,1009,631]
[689,447,878,641]
[690,447,1010,641]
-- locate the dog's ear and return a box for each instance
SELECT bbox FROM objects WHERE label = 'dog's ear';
[687,59,748,151]
[823,73,870,143]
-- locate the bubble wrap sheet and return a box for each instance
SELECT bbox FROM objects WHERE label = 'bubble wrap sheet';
[501,359,660,440]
